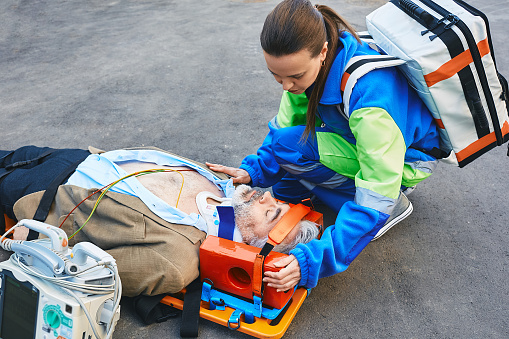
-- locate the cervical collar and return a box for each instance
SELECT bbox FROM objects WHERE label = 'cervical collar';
[196,191,242,242]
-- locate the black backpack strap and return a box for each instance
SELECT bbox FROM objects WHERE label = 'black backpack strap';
[180,278,202,338]
[133,294,179,325]
[27,157,87,240]
[0,149,56,236]
[497,72,509,156]
[409,146,449,160]
[341,54,406,118]
[131,279,202,336]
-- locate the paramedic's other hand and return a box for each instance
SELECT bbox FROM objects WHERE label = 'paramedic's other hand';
[263,255,301,292]
[205,163,251,184]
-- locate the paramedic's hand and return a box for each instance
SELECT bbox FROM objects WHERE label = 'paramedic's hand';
[205,163,251,184]
[263,255,301,292]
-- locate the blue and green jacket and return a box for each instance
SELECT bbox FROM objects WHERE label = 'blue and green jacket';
[240,31,440,288]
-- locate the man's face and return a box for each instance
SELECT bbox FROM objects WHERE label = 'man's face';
[232,185,291,243]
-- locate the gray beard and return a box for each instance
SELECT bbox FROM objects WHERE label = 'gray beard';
[232,184,264,243]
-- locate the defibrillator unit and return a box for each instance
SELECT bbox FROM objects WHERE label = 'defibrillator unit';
[0,219,121,339]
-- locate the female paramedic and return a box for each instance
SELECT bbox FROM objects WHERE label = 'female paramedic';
[207,0,440,292]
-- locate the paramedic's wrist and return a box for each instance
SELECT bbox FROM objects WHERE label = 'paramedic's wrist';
[205,163,251,184]
[263,255,301,292]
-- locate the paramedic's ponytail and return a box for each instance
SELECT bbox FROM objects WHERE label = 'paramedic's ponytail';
[310,5,360,139]
[260,0,360,140]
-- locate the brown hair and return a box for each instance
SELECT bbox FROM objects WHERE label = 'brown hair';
[260,0,360,139]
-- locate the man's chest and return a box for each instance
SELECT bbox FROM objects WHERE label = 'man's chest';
[118,161,224,215]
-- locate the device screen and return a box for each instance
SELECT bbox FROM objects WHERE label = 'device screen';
[0,273,38,339]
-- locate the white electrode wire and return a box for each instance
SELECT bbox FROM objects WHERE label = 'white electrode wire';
[66,262,104,276]
[63,288,104,339]
[0,223,23,251]
[62,275,121,339]
[10,256,115,294]
[106,265,122,337]
[10,256,121,339]
[15,260,105,281]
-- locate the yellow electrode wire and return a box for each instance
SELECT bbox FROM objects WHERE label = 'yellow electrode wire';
[68,168,185,240]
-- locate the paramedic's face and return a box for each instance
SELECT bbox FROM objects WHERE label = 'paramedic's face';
[233,186,291,241]
[263,42,327,95]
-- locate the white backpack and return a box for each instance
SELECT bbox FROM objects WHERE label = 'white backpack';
[342,0,509,167]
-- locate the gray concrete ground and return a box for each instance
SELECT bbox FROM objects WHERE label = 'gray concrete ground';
[1,0,508,338]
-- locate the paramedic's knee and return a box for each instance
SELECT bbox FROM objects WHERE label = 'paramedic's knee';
[271,126,320,165]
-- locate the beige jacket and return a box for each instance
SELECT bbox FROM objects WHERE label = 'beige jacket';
[13,147,228,297]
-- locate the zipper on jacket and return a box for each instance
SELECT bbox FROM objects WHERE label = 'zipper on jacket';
[419,0,503,143]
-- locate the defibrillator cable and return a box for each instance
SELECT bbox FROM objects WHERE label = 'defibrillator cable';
[58,183,111,230]
[0,223,23,250]
[11,256,115,292]
[60,168,190,240]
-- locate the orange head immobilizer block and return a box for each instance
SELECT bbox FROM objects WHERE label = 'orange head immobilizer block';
[199,204,323,310]
[2,214,17,240]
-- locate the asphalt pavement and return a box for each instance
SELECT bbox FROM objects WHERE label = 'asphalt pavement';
[1,0,508,338]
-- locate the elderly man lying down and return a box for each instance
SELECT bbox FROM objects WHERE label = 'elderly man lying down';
[0,146,319,296]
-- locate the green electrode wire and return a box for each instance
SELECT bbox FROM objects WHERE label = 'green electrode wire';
[68,169,185,240]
